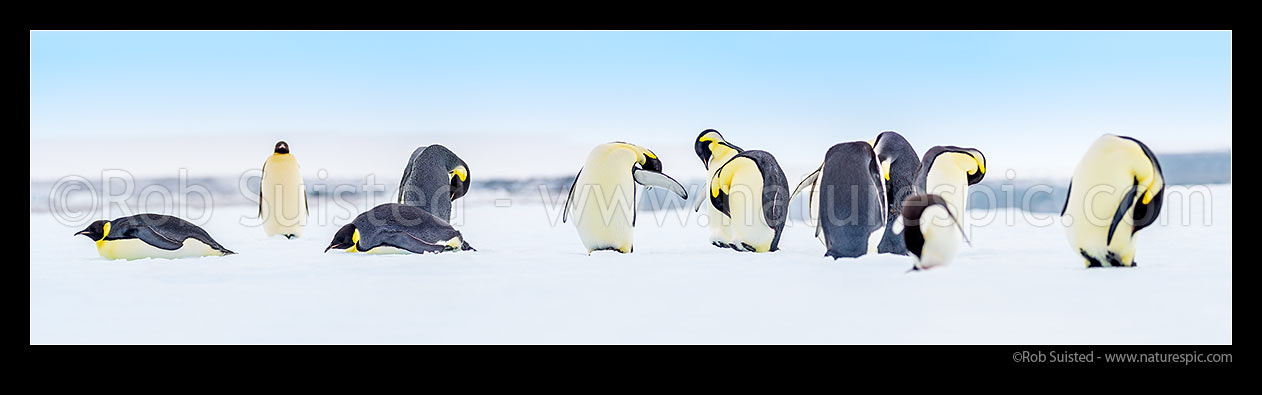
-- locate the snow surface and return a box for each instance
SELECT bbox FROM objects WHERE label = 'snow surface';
[30,185,1231,344]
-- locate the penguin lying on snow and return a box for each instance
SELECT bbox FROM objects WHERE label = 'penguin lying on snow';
[259,140,308,239]
[75,214,235,260]
[692,129,745,249]
[397,144,470,222]
[791,142,888,259]
[899,193,970,271]
[563,142,688,254]
[1062,134,1164,268]
[326,203,475,254]
[707,149,790,252]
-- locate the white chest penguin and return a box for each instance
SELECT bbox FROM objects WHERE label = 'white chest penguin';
[707,150,790,253]
[75,214,235,260]
[1062,134,1165,268]
[563,142,688,254]
[260,141,308,239]
[692,129,745,249]
[914,146,986,228]
[899,194,970,271]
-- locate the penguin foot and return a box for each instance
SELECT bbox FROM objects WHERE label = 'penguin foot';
[284,234,296,240]
[740,243,757,252]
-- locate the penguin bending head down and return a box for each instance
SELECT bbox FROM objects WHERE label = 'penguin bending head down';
[791,142,888,259]
[869,131,919,255]
[260,140,308,239]
[692,129,745,249]
[75,214,235,260]
[707,149,790,252]
[563,142,688,254]
[900,193,971,271]
[325,203,474,254]
[1062,134,1164,268]
[397,144,470,222]
[913,145,986,227]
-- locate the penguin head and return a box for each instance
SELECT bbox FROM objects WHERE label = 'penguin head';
[694,129,743,170]
[959,148,986,185]
[274,141,290,154]
[449,164,470,200]
[325,223,357,252]
[74,220,110,241]
[925,146,986,185]
[870,131,916,179]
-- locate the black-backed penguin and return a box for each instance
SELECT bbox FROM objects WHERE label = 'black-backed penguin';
[563,142,688,254]
[75,214,235,260]
[869,131,919,255]
[259,141,308,239]
[913,146,986,227]
[791,142,888,259]
[1062,134,1165,268]
[692,129,745,249]
[325,203,475,254]
[900,194,970,271]
[707,150,790,252]
[397,144,470,222]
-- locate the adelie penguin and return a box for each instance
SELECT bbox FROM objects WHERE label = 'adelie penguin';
[1062,134,1164,268]
[899,194,971,271]
[75,214,235,260]
[791,142,888,259]
[869,131,919,255]
[913,145,986,228]
[397,144,470,222]
[259,141,308,239]
[692,129,745,249]
[326,203,475,254]
[563,142,688,254]
[707,149,790,253]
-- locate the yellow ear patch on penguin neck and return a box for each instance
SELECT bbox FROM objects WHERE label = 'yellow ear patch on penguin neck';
[347,229,361,253]
[451,166,468,182]
[96,222,112,246]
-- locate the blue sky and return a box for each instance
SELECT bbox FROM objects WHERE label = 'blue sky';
[30,31,1231,178]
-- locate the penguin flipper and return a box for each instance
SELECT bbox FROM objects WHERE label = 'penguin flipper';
[125,223,187,251]
[790,164,823,201]
[258,160,267,218]
[562,168,582,223]
[632,169,688,200]
[1107,181,1139,246]
[378,230,452,254]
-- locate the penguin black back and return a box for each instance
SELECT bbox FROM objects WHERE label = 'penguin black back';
[818,142,886,258]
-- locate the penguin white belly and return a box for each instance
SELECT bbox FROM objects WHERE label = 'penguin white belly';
[703,169,734,244]
[1064,164,1140,264]
[915,205,961,269]
[924,167,970,227]
[261,154,307,238]
[726,166,776,252]
[571,166,637,253]
[97,238,223,260]
[365,246,412,255]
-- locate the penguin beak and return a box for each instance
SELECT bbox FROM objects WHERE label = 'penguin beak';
[74,230,89,237]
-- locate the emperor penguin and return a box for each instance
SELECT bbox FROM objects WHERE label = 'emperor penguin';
[325,203,475,254]
[75,214,235,260]
[707,150,790,252]
[692,129,745,248]
[563,142,689,254]
[790,142,888,259]
[869,131,919,255]
[913,146,986,228]
[397,144,470,222]
[900,194,971,271]
[259,141,308,239]
[1062,134,1165,268]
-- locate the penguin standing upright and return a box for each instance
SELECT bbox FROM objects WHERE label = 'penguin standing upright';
[900,193,970,271]
[869,131,919,254]
[75,214,235,260]
[1062,134,1165,268]
[260,141,308,239]
[692,129,745,248]
[397,144,470,222]
[325,203,475,254]
[707,150,790,252]
[913,146,986,228]
[791,142,888,258]
[563,142,688,254]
